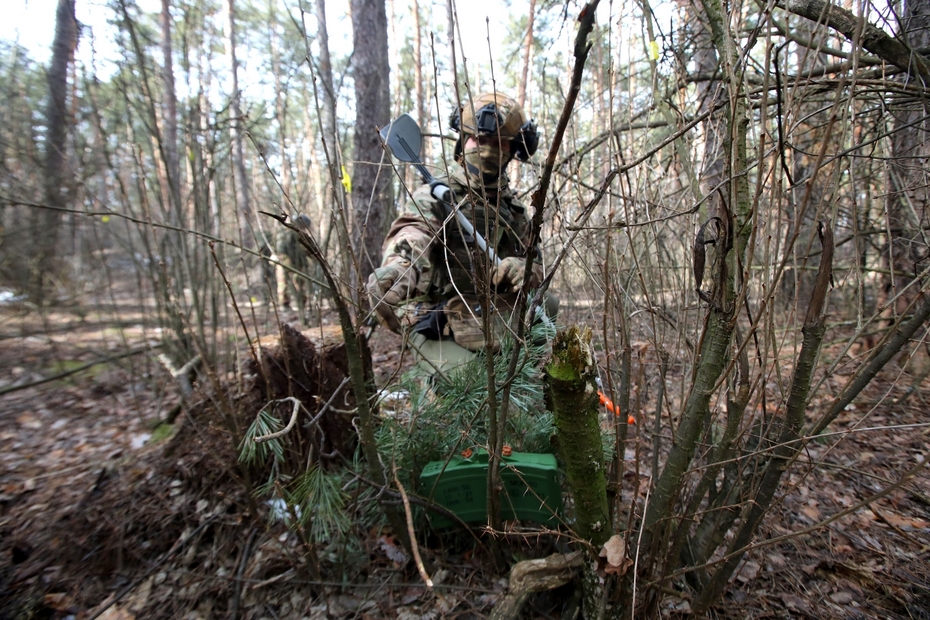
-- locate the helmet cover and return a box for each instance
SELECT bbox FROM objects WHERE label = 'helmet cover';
[450,92,539,163]
[459,92,526,139]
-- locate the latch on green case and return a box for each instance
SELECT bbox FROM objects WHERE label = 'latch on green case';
[419,450,562,528]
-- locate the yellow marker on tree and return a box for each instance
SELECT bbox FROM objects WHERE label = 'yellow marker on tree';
[341,165,352,193]
[649,40,660,61]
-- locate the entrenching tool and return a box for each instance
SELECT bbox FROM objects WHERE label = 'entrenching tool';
[379,114,500,265]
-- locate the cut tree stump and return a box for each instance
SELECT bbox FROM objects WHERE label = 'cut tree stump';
[490,551,583,620]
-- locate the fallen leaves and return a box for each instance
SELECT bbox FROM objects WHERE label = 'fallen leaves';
[874,510,929,531]
[735,560,761,584]
[16,412,42,429]
[599,534,633,576]
[378,533,409,565]
[42,592,71,611]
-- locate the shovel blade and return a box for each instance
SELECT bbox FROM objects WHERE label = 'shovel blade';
[380,113,422,163]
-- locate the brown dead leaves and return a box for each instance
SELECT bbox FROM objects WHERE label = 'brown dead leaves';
[599,534,633,577]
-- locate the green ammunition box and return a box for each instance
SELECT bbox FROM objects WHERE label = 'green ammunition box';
[419,450,562,528]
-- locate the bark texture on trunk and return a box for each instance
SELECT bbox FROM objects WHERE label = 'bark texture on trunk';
[517,0,537,110]
[691,0,724,209]
[316,0,338,157]
[39,0,78,299]
[546,325,620,620]
[546,325,610,548]
[883,0,930,310]
[161,0,180,213]
[227,0,253,247]
[350,0,393,283]
[694,222,834,613]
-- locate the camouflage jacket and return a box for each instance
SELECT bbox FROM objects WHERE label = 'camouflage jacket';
[379,162,543,306]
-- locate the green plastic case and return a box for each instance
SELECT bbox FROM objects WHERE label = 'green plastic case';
[419,450,562,528]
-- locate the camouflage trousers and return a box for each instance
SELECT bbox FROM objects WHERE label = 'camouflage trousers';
[403,293,559,376]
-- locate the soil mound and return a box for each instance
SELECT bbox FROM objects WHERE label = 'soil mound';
[4,324,357,618]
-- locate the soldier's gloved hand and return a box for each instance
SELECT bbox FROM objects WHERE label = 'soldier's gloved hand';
[429,179,453,204]
[366,261,416,333]
[491,257,538,293]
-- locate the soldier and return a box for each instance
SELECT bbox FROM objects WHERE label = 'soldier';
[366,92,557,374]
[274,227,317,321]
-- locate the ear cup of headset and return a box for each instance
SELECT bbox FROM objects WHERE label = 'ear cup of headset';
[450,107,464,160]
[512,120,539,161]
[449,107,462,133]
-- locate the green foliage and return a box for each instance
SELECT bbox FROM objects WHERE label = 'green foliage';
[289,465,352,543]
[237,408,355,546]
[376,320,556,487]
[238,405,285,466]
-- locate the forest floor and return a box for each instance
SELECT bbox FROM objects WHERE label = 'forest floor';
[1,294,929,619]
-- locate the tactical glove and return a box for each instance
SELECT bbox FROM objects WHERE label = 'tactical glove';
[491,256,539,293]
[366,261,417,332]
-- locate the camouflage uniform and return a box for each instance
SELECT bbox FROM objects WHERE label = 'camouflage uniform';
[369,91,555,374]
[372,162,553,373]
[274,227,317,319]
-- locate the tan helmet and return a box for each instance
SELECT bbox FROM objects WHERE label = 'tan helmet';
[450,92,539,162]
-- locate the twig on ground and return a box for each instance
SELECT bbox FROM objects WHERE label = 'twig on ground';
[230,528,258,620]
[393,468,432,587]
[253,397,303,444]
[0,345,156,397]
[156,353,202,399]
[88,516,217,620]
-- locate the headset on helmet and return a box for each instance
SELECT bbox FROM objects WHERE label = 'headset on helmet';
[449,93,539,162]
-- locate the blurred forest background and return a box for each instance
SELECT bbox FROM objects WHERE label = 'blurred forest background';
[2,0,930,617]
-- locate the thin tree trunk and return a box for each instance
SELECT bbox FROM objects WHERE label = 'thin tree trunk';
[227,0,253,247]
[546,325,618,619]
[691,0,724,209]
[161,0,181,213]
[313,0,346,264]
[350,0,392,285]
[883,0,930,312]
[39,0,78,300]
[269,2,291,202]
[638,0,746,596]
[518,0,536,110]
[694,222,834,613]
[413,0,427,167]
[547,325,611,547]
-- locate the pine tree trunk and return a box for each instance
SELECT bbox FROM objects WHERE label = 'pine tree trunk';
[412,0,427,171]
[227,0,253,247]
[517,0,536,109]
[350,0,392,284]
[38,0,78,301]
[315,0,338,156]
[312,0,344,266]
[160,0,180,214]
